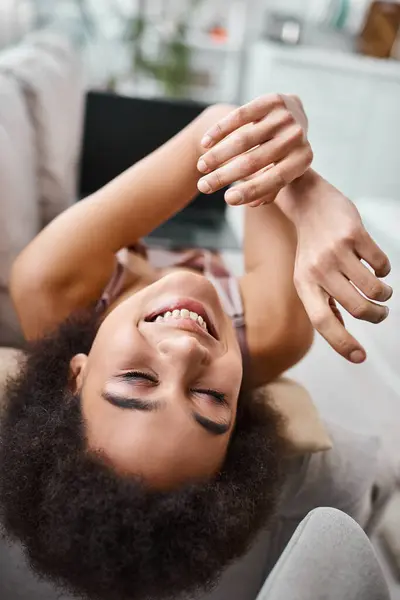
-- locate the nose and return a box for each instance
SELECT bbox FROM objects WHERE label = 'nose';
[157,334,211,367]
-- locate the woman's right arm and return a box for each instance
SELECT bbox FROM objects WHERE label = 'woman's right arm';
[11,105,234,339]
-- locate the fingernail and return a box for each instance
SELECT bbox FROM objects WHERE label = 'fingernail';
[198,179,212,194]
[197,158,209,174]
[350,350,366,364]
[201,135,213,148]
[377,306,390,323]
[225,189,244,205]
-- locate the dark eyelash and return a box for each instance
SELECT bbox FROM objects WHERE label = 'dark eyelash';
[103,392,154,411]
[121,371,158,384]
[193,389,227,405]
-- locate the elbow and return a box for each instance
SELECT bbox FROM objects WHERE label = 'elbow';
[10,255,52,332]
[255,305,314,386]
[10,254,39,306]
[281,304,314,370]
[9,258,37,331]
[267,304,314,379]
[10,257,27,311]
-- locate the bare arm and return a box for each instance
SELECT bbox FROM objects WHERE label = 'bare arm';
[274,169,392,362]
[195,97,392,364]
[11,105,233,338]
[241,203,313,386]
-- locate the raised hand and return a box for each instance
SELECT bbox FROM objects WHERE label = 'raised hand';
[197,94,313,207]
[285,174,392,363]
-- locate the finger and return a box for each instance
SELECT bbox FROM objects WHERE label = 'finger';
[248,196,275,208]
[198,129,309,196]
[200,94,284,148]
[241,163,275,182]
[225,182,276,208]
[223,146,312,205]
[355,229,391,277]
[198,107,299,174]
[329,297,345,326]
[281,94,309,134]
[323,272,389,324]
[342,253,393,302]
[297,283,366,363]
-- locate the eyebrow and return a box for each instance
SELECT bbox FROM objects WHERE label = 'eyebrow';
[102,392,231,436]
[102,392,161,411]
[192,413,230,435]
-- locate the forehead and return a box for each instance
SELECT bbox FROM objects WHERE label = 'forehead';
[84,397,230,488]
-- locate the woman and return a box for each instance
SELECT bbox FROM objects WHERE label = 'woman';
[0,95,392,600]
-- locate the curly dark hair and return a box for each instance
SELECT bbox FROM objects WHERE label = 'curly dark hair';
[0,311,284,600]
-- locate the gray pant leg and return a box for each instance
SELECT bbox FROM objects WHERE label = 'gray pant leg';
[258,507,390,600]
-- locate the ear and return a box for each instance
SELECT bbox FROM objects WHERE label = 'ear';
[69,353,88,393]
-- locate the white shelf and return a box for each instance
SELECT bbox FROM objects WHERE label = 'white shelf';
[251,41,400,80]
[242,41,400,200]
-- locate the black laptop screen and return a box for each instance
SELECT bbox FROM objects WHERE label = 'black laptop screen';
[79,92,228,214]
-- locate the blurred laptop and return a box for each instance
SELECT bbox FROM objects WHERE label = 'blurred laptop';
[79,91,239,250]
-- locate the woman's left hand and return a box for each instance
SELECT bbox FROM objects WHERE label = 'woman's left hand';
[197,94,313,207]
[284,173,393,363]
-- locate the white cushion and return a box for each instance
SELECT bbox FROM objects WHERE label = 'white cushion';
[0,72,39,288]
[0,32,84,226]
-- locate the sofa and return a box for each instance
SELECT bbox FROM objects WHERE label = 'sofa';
[0,27,84,408]
[0,32,84,598]
[0,30,84,348]
[1,31,399,600]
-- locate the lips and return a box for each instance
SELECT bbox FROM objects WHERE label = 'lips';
[144,298,219,340]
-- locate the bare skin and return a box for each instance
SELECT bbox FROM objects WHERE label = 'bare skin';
[196,95,392,361]
[11,102,313,383]
[10,97,391,488]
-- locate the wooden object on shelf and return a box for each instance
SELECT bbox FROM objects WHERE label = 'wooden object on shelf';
[358,1,400,58]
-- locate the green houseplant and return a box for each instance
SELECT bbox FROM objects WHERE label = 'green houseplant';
[127,0,203,98]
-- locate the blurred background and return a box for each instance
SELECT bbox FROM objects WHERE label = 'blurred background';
[1,0,400,200]
[1,2,400,598]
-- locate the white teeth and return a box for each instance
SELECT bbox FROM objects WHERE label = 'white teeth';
[154,308,208,332]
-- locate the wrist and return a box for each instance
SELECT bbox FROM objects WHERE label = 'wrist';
[276,168,324,225]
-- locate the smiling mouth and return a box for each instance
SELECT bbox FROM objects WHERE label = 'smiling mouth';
[144,299,219,340]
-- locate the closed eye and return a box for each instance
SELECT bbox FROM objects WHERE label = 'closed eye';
[101,392,231,436]
[120,371,158,384]
[119,375,225,406]
[192,389,227,406]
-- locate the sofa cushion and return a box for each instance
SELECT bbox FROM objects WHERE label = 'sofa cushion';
[0,32,84,226]
[0,71,39,346]
[266,377,333,456]
[0,72,39,289]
